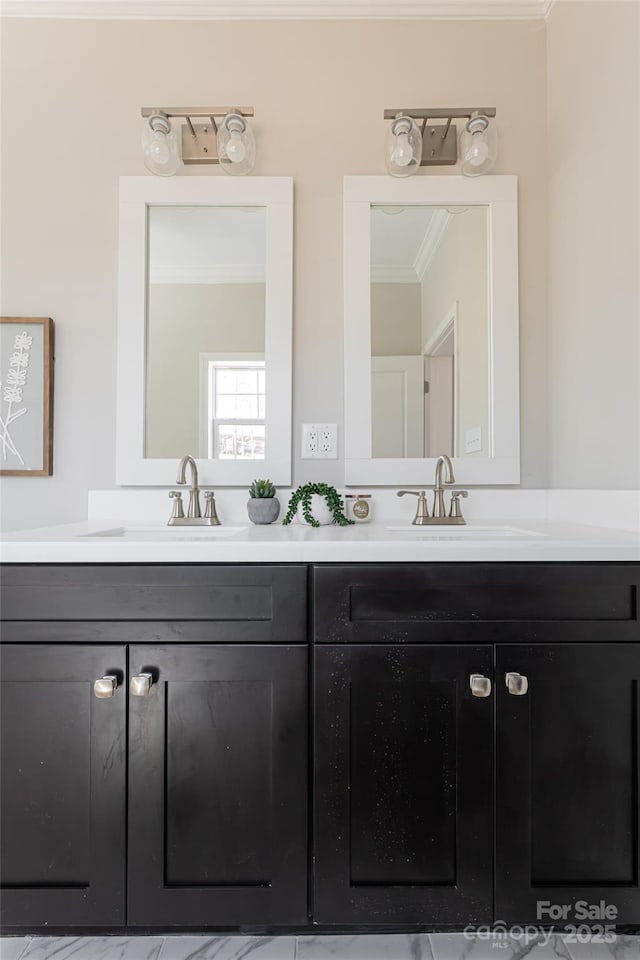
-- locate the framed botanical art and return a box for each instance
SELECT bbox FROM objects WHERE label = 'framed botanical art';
[0,317,54,476]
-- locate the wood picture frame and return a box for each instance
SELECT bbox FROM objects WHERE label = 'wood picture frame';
[0,317,54,476]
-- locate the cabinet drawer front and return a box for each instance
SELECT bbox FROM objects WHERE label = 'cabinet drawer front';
[127,644,308,926]
[496,642,640,925]
[1,565,306,640]
[313,564,640,643]
[0,645,126,928]
[314,644,493,925]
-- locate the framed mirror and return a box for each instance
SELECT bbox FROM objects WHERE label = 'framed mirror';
[116,176,293,485]
[343,175,519,485]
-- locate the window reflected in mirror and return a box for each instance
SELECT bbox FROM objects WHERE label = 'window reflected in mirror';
[206,359,265,460]
[370,204,489,459]
[145,205,266,459]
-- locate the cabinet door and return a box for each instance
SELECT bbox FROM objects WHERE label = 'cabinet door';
[0,644,126,927]
[128,645,308,926]
[314,645,493,925]
[496,643,640,924]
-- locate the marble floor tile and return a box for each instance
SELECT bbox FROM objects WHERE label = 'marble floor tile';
[296,935,434,960]
[0,939,31,960]
[20,937,165,960]
[159,937,296,960]
[429,932,572,960]
[564,934,640,959]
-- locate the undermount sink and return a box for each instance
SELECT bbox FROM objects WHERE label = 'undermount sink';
[385,524,547,540]
[78,525,247,540]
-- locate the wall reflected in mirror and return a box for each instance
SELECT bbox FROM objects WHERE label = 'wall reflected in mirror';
[370,204,489,459]
[145,205,266,460]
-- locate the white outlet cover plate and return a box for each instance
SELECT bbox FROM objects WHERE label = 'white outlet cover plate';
[302,423,338,459]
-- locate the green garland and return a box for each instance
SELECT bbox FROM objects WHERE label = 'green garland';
[282,482,354,528]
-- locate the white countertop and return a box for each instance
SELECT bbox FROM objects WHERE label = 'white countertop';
[2,519,639,563]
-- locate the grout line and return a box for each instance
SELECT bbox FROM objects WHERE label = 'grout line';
[14,940,29,960]
[155,936,168,960]
[561,936,579,960]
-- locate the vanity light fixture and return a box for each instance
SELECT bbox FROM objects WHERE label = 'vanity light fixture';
[141,113,180,177]
[140,107,256,176]
[385,115,423,178]
[459,113,498,177]
[383,107,497,178]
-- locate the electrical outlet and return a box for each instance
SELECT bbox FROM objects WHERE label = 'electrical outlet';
[302,423,338,459]
[303,424,318,455]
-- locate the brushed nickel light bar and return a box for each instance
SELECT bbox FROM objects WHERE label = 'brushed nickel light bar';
[383,106,497,173]
[141,106,256,174]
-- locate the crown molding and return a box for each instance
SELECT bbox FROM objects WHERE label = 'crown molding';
[371,264,420,284]
[0,0,554,21]
[413,209,452,281]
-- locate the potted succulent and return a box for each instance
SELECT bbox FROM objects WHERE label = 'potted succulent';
[282,482,354,528]
[247,478,281,525]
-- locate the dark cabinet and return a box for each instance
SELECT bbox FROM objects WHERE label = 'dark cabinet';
[0,564,309,931]
[0,644,127,927]
[127,644,308,926]
[312,564,640,929]
[1,562,639,932]
[495,642,640,925]
[314,644,494,925]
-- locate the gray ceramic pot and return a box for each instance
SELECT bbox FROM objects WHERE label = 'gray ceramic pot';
[247,497,281,525]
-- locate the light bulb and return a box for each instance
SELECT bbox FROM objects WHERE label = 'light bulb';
[217,112,256,176]
[391,132,413,167]
[466,132,490,167]
[141,113,180,177]
[459,114,497,177]
[226,129,247,163]
[148,131,171,165]
[385,115,422,178]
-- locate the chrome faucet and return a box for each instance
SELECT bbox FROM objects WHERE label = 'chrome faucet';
[167,455,220,526]
[397,453,468,525]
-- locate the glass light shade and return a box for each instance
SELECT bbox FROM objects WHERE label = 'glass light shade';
[141,114,180,177]
[217,114,256,176]
[459,115,497,177]
[385,116,422,178]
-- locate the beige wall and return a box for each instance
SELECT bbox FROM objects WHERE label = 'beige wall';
[0,17,548,529]
[547,0,640,489]
[421,207,489,457]
[371,283,422,356]
[146,283,265,459]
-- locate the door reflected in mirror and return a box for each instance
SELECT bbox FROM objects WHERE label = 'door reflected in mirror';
[145,205,266,460]
[370,204,489,459]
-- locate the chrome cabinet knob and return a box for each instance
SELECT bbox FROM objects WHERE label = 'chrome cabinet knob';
[505,672,529,696]
[470,674,492,698]
[94,675,118,699]
[130,672,154,697]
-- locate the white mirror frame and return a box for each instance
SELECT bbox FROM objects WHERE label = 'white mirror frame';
[116,176,293,486]
[344,175,520,486]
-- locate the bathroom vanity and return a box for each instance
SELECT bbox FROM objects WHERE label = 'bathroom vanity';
[1,540,639,933]
[1,169,638,934]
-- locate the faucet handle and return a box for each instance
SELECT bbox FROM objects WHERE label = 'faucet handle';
[168,490,185,522]
[449,489,468,520]
[203,491,221,525]
[397,489,430,524]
